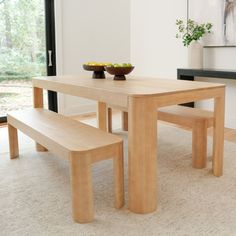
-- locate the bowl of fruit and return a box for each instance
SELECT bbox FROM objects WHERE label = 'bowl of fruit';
[105,63,134,80]
[83,62,111,79]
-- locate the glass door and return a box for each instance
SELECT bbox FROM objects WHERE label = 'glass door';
[0,0,57,123]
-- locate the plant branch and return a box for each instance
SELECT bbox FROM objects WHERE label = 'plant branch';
[176,19,213,46]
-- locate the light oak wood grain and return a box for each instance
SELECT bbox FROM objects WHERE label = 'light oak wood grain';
[213,91,225,176]
[158,106,214,169]
[97,102,108,131]
[128,96,158,213]
[33,76,224,108]
[158,106,214,128]
[122,112,128,131]
[113,142,125,209]
[3,112,236,142]
[33,87,44,108]
[8,124,19,159]
[69,112,236,144]
[32,75,225,214]
[108,105,214,169]
[33,87,48,152]
[108,107,113,133]
[107,109,128,132]
[192,120,208,168]
[7,108,124,223]
[70,153,94,223]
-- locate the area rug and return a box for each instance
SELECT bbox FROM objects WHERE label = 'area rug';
[0,120,236,236]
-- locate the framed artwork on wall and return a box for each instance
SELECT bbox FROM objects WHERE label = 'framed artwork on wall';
[188,0,236,47]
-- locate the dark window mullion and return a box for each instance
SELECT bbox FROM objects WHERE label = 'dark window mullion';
[45,0,57,112]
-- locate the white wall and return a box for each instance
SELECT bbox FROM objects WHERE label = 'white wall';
[55,0,130,115]
[130,0,187,78]
[130,0,236,129]
[55,0,236,128]
[196,48,236,128]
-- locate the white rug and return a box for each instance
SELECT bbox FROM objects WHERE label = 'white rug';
[1,119,236,236]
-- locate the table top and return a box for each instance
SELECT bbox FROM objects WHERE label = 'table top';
[33,75,224,95]
[33,75,225,107]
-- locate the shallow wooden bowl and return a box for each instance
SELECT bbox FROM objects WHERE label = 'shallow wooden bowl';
[105,66,134,80]
[83,64,105,79]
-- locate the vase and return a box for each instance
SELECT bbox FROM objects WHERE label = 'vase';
[187,41,203,69]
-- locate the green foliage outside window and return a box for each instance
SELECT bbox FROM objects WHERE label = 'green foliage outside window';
[0,0,46,81]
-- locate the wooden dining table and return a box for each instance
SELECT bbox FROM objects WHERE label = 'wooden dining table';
[32,75,225,214]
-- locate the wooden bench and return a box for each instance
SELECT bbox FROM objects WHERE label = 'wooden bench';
[108,105,214,169]
[7,108,124,223]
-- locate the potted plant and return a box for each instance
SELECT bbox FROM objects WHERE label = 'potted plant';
[176,19,213,69]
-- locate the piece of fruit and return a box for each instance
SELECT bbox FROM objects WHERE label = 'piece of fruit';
[89,62,133,67]
[105,63,113,67]
[113,63,119,67]
[111,63,132,67]
[85,62,113,66]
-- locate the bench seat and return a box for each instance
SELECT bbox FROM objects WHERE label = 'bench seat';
[158,105,214,128]
[108,105,214,169]
[158,106,214,168]
[8,108,124,223]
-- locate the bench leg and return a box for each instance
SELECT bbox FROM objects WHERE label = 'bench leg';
[113,142,125,209]
[108,107,113,133]
[70,154,94,223]
[192,121,207,169]
[8,124,19,159]
[122,112,128,131]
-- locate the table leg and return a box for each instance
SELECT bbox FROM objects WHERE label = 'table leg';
[128,96,157,213]
[107,107,112,133]
[97,102,107,131]
[33,87,48,152]
[213,90,225,176]
[122,111,128,131]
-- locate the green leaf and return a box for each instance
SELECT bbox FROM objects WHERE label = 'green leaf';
[175,18,213,46]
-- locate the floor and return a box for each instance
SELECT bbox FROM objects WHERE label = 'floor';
[1,115,236,235]
[0,79,48,117]
[0,79,32,117]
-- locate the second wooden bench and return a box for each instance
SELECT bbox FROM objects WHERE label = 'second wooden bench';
[108,105,214,169]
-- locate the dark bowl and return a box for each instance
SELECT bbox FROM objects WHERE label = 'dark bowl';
[83,64,105,79]
[105,66,134,80]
